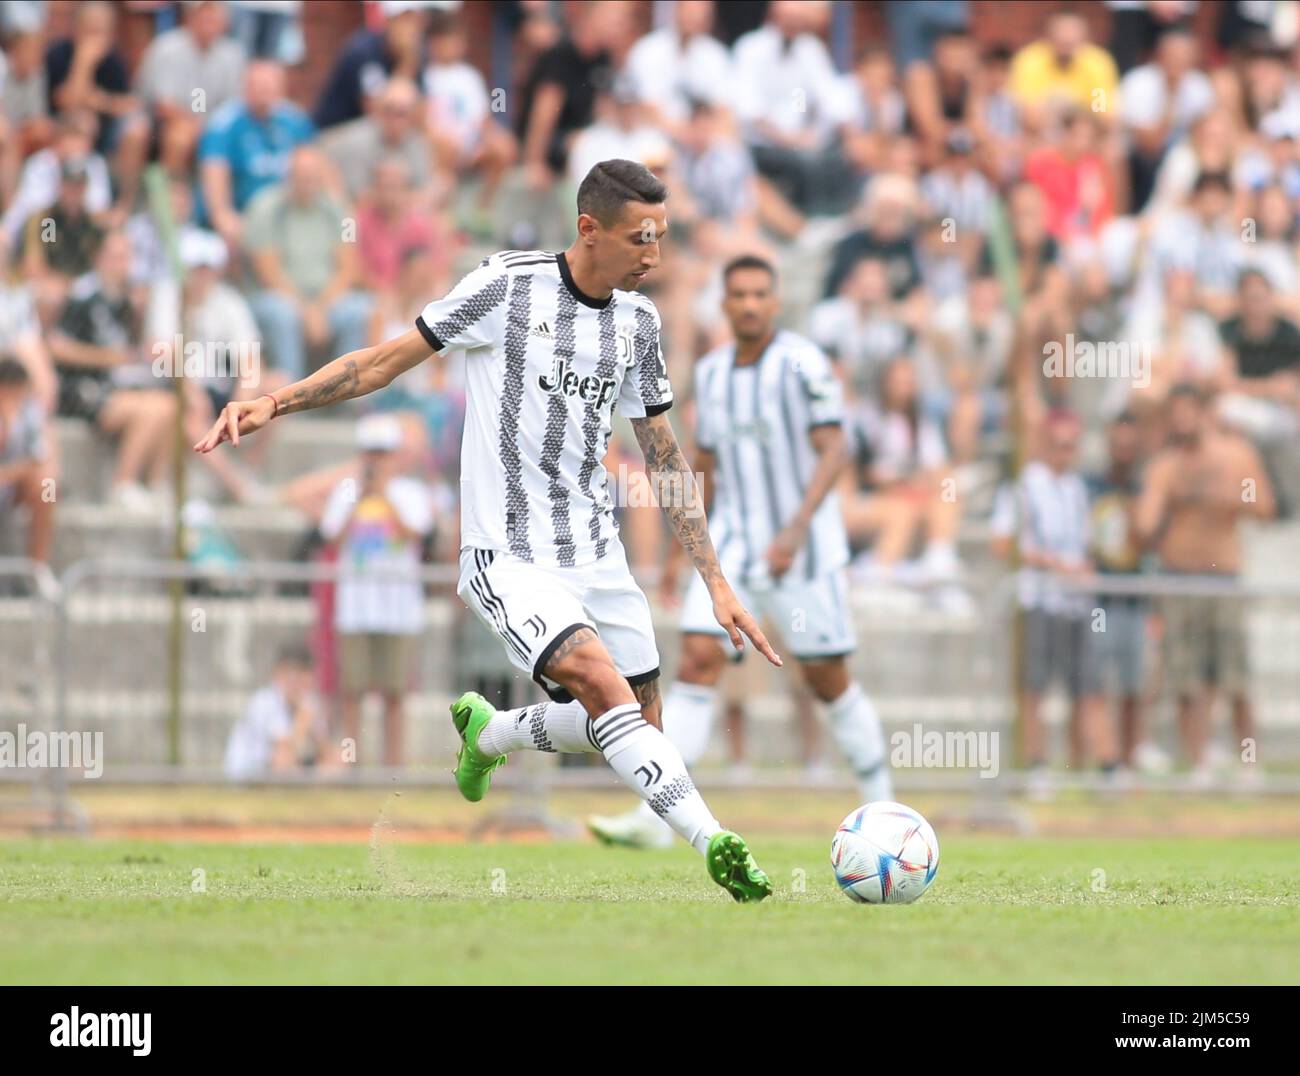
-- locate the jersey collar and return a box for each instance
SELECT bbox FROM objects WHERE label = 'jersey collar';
[557,251,613,310]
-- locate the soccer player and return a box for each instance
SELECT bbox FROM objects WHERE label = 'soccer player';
[194,159,780,902]
[588,255,892,849]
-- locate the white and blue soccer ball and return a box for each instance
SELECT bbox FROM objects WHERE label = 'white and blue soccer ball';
[831,801,940,904]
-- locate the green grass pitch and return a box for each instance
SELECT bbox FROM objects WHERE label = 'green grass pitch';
[2,835,1298,984]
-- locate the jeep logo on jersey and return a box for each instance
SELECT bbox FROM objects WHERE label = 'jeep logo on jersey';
[538,355,618,408]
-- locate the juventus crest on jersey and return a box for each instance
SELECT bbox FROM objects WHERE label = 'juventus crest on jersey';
[416,249,673,569]
[693,329,850,584]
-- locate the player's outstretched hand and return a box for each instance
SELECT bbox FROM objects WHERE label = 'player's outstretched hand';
[712,585,782,668]
[193,396,276,453]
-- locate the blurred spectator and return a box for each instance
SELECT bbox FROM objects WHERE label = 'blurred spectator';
[566,76,671,188]
[1240,184,1299,303]
[1119,265,1224,425]
[926,273,1013,459]
[320,414,435,767]
[422,9,517,222]
[224,644,330,781]
[884,0,969,72]
[823,173,924,300]
[226,0,304,64]
[1135,384,1276,779]
[135,0,247,175]
[1119,26,1213,212]
[2,109,109,245]
[1147,107,1241,214]
[355,156,446,295]
[44,0,149,208]
[1146,170,1244,321]
[18,154,104,324]
[1024,109,1117,244]
[1236,109,1300,199]
[1108,0,1196,74]
[319,75,434,203]
[1086,411,1150,771]
[245,146,371,379]
[1008,7,1119,132]
[1217,269,1300,510]
[991,409,1116,774]
[624,0,732,136]
[0,355,53,564]
[0,28,51,203]
[810,256,917,402]
[973,42,1023,182]
[197,60,315,251]
[516,3,622,189]
[903,28,980,164]
[732,0,858,217]
[839,45,906,178]
[145,229,280,504]
[843,357,963,600]
[313,0,428,130]
[46,231,175,509]
[0,230,56,411]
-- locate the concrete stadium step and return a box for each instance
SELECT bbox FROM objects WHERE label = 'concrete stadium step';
[0,503,314,568]
[49,416,361,503]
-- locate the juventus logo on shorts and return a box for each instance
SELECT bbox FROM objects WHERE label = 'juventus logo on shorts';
[523,615,547,638]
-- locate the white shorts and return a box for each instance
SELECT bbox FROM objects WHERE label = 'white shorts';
[457,544,660,702]
[680,567,857,661]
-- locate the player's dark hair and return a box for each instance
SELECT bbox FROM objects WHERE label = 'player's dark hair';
[0,356,30,387]
[576,159,668,226]
[276,644,312,669]
[722,254,777,286]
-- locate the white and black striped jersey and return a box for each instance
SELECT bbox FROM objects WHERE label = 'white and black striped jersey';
[693,329,849,584]
[416,249,673,568]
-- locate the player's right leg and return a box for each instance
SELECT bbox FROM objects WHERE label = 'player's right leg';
[587,630,728,849]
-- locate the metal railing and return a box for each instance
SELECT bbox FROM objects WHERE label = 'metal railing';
[4,558,1300,833]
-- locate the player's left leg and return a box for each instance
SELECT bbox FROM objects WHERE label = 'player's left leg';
[587,563,739,849]
[773,568,893,803]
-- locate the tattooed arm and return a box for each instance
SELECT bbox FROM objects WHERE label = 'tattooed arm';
[631,412,782,667]
[193,329,433,452]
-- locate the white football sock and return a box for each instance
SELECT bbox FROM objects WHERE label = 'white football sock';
[477,699,599,757]
[826,681,893,802]
[592,703,722,854]
[660,681,717,766]
[630,680,717,830]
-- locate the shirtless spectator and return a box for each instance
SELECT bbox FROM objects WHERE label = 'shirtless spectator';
[1134,384,1277,781]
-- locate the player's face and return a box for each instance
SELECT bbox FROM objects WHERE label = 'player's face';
[592,201,667,290]
[722,268,779,341]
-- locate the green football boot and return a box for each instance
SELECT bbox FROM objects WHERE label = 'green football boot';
[706,830,773,903]
[449,691,506,802]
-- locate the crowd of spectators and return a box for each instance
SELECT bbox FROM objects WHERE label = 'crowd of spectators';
[1,0,1297,777]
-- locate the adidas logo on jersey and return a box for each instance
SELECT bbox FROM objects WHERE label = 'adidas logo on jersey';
[530,321,554,340]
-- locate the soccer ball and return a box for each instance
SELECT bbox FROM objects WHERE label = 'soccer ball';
[830,801,939,904]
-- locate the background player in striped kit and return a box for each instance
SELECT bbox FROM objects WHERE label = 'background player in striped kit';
[589,255,893,849]
[195,160,782,902]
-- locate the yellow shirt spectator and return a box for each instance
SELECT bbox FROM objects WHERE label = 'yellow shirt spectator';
[1009,40,1119,117]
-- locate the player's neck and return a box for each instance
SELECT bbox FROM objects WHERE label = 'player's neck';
[734,330,776,366]
[561,244,614,304]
